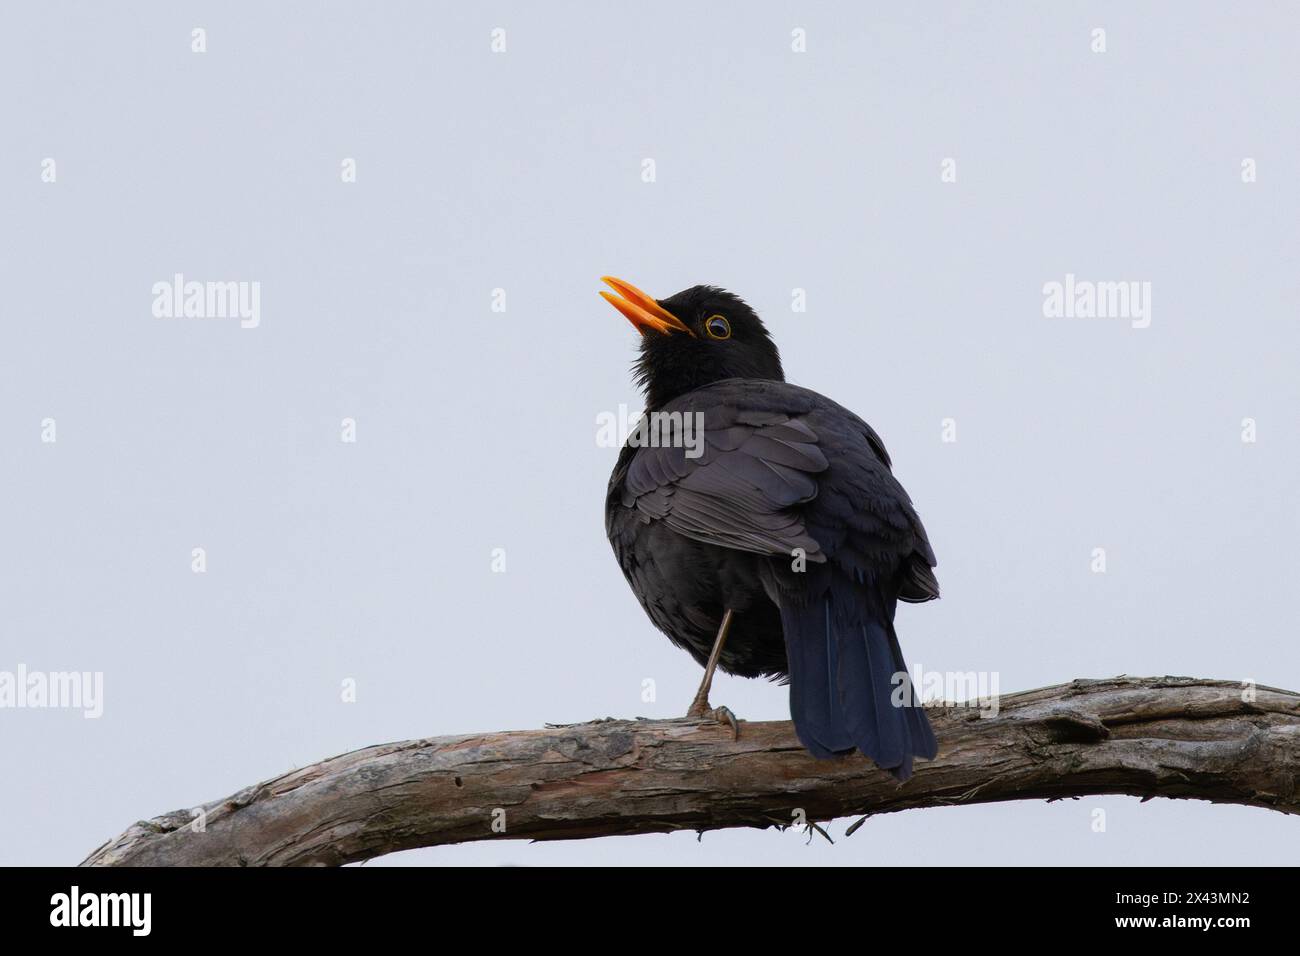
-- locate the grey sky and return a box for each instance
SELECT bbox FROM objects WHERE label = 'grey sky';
[1,2,1296,865]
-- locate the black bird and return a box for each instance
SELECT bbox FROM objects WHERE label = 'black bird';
[601,276,940,780]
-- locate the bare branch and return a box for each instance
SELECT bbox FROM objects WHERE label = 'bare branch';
[82,677,1300,866]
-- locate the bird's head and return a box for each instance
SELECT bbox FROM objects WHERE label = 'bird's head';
[600,276,785,410]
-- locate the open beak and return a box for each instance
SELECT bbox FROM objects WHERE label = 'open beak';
[600,276,694,337]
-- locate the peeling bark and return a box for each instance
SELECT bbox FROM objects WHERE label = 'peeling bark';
[82,677,1300,866]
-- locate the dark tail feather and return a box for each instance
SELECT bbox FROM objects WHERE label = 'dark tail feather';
[780,598,855,758]
[887,618,938,768]
[779,572,936,780]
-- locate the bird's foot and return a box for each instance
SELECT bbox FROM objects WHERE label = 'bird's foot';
[685,701,740,740]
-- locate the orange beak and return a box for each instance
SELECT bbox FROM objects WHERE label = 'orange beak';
[600,276,694,337]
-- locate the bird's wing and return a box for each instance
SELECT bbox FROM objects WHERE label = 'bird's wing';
[797,400,939,601]
[617,380,938,596]
[620,398,830,561]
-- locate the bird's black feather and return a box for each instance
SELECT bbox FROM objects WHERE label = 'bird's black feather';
[605,285,940,778]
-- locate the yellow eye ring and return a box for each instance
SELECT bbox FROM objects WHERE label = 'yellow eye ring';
[704,315,731,340]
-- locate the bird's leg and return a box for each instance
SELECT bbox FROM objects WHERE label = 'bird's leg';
[685,609,739,738]
[687,609,733,715]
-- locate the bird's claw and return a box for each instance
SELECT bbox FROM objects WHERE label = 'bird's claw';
[686,703,740,740]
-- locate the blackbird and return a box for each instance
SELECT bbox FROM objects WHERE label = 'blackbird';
[601,276,939,780]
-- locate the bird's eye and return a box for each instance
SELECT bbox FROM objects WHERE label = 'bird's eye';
[704,315,731,340]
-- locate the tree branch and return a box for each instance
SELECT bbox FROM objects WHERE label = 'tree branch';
[82,676,1300,866]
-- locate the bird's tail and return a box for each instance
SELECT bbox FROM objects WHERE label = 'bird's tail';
[777,568,937,780]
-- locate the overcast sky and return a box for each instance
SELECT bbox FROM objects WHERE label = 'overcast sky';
[2,2,1297,865]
